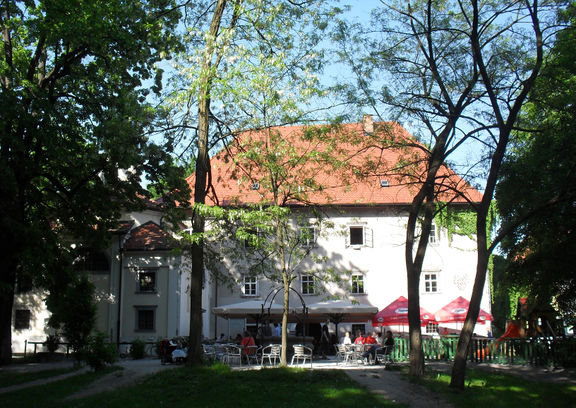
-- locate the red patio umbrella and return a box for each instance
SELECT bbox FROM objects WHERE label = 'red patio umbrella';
[434,296,493,324]
[372,296,436,327]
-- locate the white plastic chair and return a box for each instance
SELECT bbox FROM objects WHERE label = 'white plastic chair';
[261,344,281,367]
[223,344,243,365]
[290,344,313,368]
[244,345,260,366]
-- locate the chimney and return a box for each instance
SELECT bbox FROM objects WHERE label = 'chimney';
[363,114,374,134]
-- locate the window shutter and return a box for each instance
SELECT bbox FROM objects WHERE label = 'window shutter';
[365,227,373,248]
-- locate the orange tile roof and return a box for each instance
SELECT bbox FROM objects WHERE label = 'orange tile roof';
[186,121,482,207]
[124,221,173,251]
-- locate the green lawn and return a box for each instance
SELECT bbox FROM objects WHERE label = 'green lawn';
[0,367,76,387]
[3,363,574,408]
[416,368,576,408]
[1,364,402,408]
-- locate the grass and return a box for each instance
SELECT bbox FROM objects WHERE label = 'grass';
[415,368,576,408]
[2,364,403,408]
[0,367,76,387]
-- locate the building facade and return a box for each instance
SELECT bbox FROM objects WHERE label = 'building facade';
[11,119,492,354]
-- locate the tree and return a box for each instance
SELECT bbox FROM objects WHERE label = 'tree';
[496,1,576,330]
[335,0,483,377]
[0,0,189,364]
[45,270,97,363]
[335,0,558,384]
[203,124,351,365]
[167,0,338,365]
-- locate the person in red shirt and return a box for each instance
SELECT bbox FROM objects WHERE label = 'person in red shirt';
[362,331,382,364]
[354,330,366,344]
[240,331,256,362]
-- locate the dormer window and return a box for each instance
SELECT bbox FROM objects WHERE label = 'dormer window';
[380,179,389,188]
[251,182,260,190]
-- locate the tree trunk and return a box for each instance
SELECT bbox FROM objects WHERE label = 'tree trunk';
[0,216,19,365]
[186,0,227,366]
[407,267,424,376]
[281,273,289,366]
[450,228,490,388]
[0,264,16,365]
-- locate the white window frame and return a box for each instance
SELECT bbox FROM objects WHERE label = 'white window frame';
[423,272,439,293]
[351,274,365,294]
[301,274,315,295]
[242,275,258,297]
[429,222,439,244]
[426,322,439,334]
[300,225,317,248]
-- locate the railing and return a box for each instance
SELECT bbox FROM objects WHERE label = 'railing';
[24,340,72,356]
[388,336,570,367]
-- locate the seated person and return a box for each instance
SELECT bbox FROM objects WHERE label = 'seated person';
[240,331,256,362]
[340,331,352,345]
[354,330,366,345]
[362,331,382,364]
[382,330,395,355]
[171,340,187,362]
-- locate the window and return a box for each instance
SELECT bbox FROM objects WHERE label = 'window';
[243,276,258,296]
[426,322,439,334]
[135,307,156,331]
[424,273,438,293]
[300,226,316,248]
[351,324,366,336]
[14,309,31,330]
[351,274,365,294]
[301,274,315,295]
[429,222,438,244]
[346,225,373,248]
[138,270,157,293]
[349,226,364,246]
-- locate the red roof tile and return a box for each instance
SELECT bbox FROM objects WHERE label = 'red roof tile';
[186,121,482,207]
[123,221,173,251]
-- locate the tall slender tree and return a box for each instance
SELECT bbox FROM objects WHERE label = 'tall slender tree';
[335,0,558,383]
[167,0,338,365]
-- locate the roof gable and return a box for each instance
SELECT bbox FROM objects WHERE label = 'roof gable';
[123,221,173,251]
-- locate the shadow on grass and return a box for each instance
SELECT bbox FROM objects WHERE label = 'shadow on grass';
[417,369,576,408]
[3,364,404,408]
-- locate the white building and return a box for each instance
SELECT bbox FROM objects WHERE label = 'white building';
[11,118,491,354]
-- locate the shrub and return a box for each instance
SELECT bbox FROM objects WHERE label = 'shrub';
[83,332,118,371]
[44,333,60,353]
[130,339,146,360]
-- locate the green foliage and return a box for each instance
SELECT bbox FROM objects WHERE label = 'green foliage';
[496,1,576,324]
[44,333,60,353]
[0,0,190,363]
[435,205,477,243]
[129,339,147,360]
[82,332,118,371]
[45,273,97,358]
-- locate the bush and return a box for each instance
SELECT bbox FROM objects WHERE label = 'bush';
[130,339,146,360]
[44,333,60,353]
[83,332,118,371]
[557,337,576,367]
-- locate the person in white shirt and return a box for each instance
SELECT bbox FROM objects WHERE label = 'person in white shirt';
[340,331,352,345]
